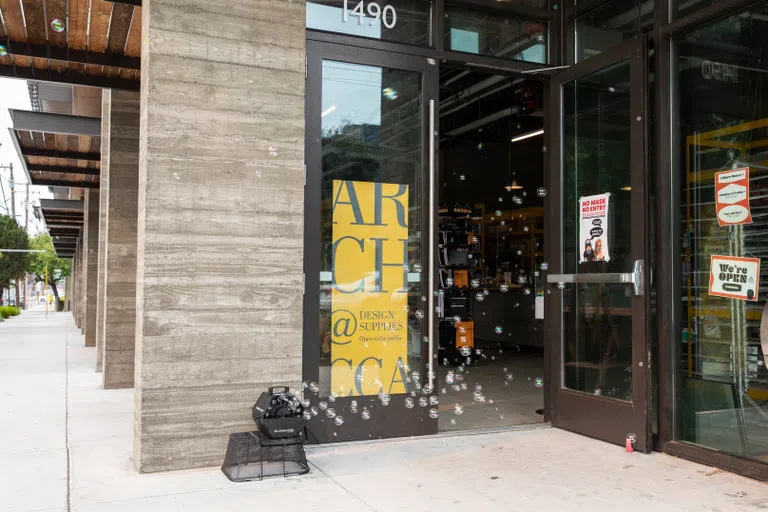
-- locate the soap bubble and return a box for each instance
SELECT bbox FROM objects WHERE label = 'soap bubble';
[429,408,439,419]
[350,400,358,413]
[301,381,309,389]
[405,397,415,409]
[524,226,529,232]
[495,326,503,334]
[301,398,311,408]
[434,306,441,313]
[500,284,509,292]
[537,187,547,197]
[361,409,371,420]
[459,174,466,181]
[318,401,328,410]
[415,310,424,319]
[446,277,454,286]
[495,210,502,216]
[453,315,462,323]
[471,279,480,288]
[474,384,482,392]
[325,408,336,418]
[483,288,489,296]
[414,263,422,272]
[518,275,526,284]
[268,146,278,157]
[446,371,455,385]
[311,406,319,416]
[334,416,344,426]
[460,346,472,357]
[459,326,466,334]
[498,197,503,202]
[513,196,523,205]
[517,250,523,255]
[412,371,421,381]
[460,382,468,390]
[450,418,457,425]
[473,391,486,403]
[594,388,602,396]
[309,382,319,393]
[557,282,566,290]
[383,87,399,100]
[540,262,549,271]
[454,404,464,415]
[51,19,65,32]
[423,336,430,344]
[328,395,336,402]
[475,293,485,302]
[523,288,531,295]
[534,377,544,388]
[429,396,439,406]
[506,373,514,381]
[302,410,312,420]
[403,263,411,272]
[0,46,7,57]
[419,397,428,407]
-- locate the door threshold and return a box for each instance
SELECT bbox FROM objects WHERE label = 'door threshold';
[306,422,551,453]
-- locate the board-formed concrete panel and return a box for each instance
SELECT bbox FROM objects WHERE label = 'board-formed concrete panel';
[101,89,139,389]
[134,0,305,472]
[83,190,99,347]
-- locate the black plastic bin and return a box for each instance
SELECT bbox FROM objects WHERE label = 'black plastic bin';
[221,431,309,482]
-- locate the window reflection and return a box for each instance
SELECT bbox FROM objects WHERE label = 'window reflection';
[676,3,768,462]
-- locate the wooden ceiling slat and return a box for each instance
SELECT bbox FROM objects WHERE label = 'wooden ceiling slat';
[17,130,34,149]
[45,0,68,47]
[67,0,89,51]
[30,131,46,150]
[0,8,10,67]
[123,6,141,57]
[43,132,57,151]
[55,133,67,168]
[0,0,33,67]
[86,0,112,76]
[21,0,50,70]
[45,0,68,72]
[106,4,133,54]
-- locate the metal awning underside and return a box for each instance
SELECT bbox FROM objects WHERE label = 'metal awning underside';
[8,109,101,188]
[40,199,84,258]
[0,1,141,91]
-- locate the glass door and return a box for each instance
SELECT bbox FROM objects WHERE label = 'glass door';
[546,38,651,451]
[303,41,439,442]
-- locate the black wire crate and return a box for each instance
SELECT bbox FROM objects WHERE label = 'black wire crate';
[221,431,309,482]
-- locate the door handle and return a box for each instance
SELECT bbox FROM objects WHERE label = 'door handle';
[428,99,436,390]
[546,260,644,296]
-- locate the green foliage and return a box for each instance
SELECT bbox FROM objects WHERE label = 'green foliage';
[0,306,19,319]
[29,233,71,285]
[0,215,30,287]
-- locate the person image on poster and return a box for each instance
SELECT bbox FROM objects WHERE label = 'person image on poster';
[583,240,595,262]
[594,239,606,261]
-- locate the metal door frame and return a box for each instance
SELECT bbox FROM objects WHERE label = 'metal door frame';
[545,36,652,452]
[303,40,440,443]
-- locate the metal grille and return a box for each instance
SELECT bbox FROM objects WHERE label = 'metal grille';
[221,432,309,482]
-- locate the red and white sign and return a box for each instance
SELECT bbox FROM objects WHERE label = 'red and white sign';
[715,167,752,226]
[709,255,760,301]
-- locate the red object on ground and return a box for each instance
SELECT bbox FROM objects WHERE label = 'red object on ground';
[625,438,634,453]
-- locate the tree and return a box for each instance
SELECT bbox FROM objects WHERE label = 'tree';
[0,215,30,303]
[29,233,72,310]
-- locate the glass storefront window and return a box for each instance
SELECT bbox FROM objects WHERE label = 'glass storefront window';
[675,3,768,463]
[307,0,432,47]
[444,3,548,63]
[575,0,652,62]
[318,60,425,399]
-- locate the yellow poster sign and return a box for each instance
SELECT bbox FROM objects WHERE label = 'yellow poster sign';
[331,180,409,397]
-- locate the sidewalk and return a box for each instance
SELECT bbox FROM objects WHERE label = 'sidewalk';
[1,310,767,512]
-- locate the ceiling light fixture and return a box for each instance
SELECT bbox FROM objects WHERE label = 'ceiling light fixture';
[511,129,544,142]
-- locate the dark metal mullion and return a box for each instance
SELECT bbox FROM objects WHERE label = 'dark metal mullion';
[447,0,556,22]
[566,0,616,20]
[434,0,445,51]
[661,0,765,37]
[545,65,563,427]
[302,40,323,392]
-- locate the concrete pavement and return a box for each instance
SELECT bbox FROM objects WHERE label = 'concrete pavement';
[1,309,767,511]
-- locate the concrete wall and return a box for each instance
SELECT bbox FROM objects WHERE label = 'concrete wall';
[96,94,110,370]
[76,228,84,330]
[134,0,306,472]
[101,89,139,389]
[83,189,100,347]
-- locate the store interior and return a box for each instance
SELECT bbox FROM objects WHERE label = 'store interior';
[435,67,547,431]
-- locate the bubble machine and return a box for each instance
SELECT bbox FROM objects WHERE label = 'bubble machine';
[221,386,310,482]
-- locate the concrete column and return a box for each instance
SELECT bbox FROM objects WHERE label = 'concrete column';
[75,232,84,329]
[100,89,139,389]
[96,91,110,372]
[83,189,100,347]
[134,0,305,472]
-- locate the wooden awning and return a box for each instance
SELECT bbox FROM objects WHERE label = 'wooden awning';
[0,1,141,90]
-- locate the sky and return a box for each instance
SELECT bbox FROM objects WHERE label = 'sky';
[0,76,51,235]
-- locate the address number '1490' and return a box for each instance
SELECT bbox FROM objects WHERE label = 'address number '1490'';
[343,0,397,29]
